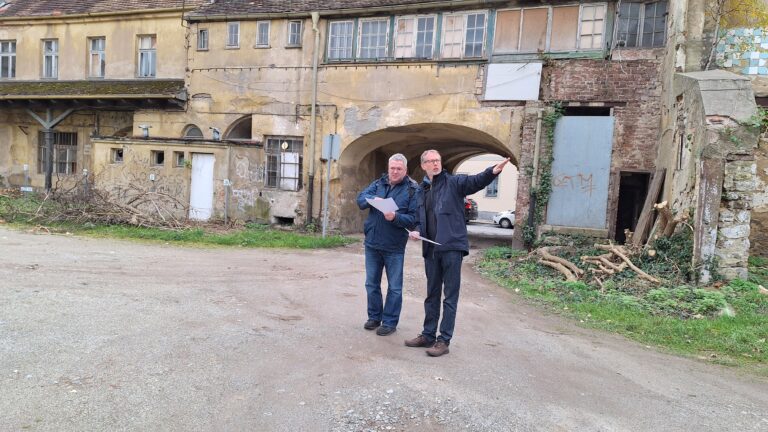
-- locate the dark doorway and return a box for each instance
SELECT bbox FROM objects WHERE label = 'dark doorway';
[615,172,650,244]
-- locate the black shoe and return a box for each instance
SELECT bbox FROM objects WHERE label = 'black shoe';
[363,320,381,330]
[376,326,396,336]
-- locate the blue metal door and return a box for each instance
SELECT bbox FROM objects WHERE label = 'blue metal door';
[546,116,614,229]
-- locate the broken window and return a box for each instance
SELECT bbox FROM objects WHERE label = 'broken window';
[266,137,303,191]
[358,18,389,59]
[256,21,270,47]
[1,40,16,79]
[328,20,354,60]
[197,29,209,50]
[287,20,302,47]
[138,35,156,77]
[38,131,77,174]
[395,15,436,59]
[494,4,606,54]
[151,150,165,166]
[616,1,667,48]
[442,11,487,59]
[111,148,123,164]
[88,37,106,78]
[42,39,58,79]
[227,22,240,48]
[174,151,186,168]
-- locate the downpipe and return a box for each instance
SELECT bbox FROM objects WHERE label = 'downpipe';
[307,11,320,224]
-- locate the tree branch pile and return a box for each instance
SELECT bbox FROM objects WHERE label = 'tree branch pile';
[7,181,189,229]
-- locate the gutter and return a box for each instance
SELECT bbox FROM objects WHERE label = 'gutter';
[307,11,321,224]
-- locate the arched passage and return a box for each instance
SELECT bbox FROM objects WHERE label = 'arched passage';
[335,123,518,232]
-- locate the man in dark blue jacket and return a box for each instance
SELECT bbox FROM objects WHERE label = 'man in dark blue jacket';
[406,149,510,356]
[356,153,420,336]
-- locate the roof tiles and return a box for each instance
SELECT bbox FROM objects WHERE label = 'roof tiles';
[0,0,202,18]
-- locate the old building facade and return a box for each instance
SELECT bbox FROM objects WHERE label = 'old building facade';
[1,0,760,277]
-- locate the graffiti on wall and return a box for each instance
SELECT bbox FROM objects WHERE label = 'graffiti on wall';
[234,155,265,183]
[552,173,596,196]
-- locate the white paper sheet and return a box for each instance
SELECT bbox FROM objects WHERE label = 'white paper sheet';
[405,228,442,246]
[366,197,399,214]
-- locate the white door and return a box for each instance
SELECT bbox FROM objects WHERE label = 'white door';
[189,153,214,220]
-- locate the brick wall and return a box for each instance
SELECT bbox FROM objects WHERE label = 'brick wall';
[514,58,663,243]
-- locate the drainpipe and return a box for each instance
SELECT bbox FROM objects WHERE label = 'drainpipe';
[531,109,543,189]
[307,11,320,224]
[527,109,544,235]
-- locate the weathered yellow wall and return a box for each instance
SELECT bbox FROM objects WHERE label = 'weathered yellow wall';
[134,17,520,230]
[0,12,187,80]
[92,138,278,222]
[0,109,132,189]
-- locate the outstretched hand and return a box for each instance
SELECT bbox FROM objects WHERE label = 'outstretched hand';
[492,157,511,175]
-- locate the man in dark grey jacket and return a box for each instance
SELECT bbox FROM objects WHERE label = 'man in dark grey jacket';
[406,149,510,356]
[357,153,420,336]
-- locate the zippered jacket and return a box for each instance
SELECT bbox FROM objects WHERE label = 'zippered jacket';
[416,167,498,257]
[357,175,420,253]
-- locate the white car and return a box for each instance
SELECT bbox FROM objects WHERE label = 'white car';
[493,210,515,229]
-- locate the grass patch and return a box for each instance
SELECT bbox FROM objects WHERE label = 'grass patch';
[0,195,355,249]
[80,223,354,249]
[477,246,768,374]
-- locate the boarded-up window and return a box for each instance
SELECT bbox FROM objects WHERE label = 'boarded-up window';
[550,6,579,51]
[493,10,521,52]
[519,8,547,52]
[494,4,607,54]
[442,15,464,58]
[395,17,415,57]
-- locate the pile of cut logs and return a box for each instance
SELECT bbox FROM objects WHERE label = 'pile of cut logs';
[535,201,688,287]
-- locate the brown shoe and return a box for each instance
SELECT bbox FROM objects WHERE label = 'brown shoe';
[426,341,450,357]
[404,334,435,348]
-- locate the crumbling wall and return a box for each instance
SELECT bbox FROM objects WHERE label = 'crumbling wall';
[717,157,757,278]
[662,71,758,281]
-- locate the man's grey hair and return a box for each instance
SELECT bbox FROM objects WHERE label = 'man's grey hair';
[420,149,441,163]
[389,153,407,165]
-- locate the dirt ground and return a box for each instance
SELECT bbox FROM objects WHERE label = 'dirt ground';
[1,226,767,431]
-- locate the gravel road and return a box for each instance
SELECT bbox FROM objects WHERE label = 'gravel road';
[1,226,766,431]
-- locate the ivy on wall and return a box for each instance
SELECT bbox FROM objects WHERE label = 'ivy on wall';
[523,102,564,248]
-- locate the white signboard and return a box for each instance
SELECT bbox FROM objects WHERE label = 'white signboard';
[484,63,543,101]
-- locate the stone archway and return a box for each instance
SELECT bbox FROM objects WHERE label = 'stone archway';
[334,123,517,233]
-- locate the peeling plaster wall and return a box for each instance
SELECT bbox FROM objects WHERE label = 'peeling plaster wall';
[92,138,269,222]
[0,109,132,190]
[146,18,519,231]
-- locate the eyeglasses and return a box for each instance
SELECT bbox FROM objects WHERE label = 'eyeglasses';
[423,159,441,164]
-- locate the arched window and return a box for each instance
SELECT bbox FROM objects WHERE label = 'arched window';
[183,124,204,139]
[224,116,252,141]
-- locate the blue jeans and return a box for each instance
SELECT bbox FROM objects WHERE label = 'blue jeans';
[422,250,463,345]
[364,246,405,328]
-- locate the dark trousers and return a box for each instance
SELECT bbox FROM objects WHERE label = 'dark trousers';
[421,250,463,345]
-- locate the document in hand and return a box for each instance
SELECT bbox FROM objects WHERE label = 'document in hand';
[366,197,399,214]
[405,228,442,245]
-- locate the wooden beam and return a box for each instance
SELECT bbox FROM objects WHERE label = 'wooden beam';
[632,168,666,247]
